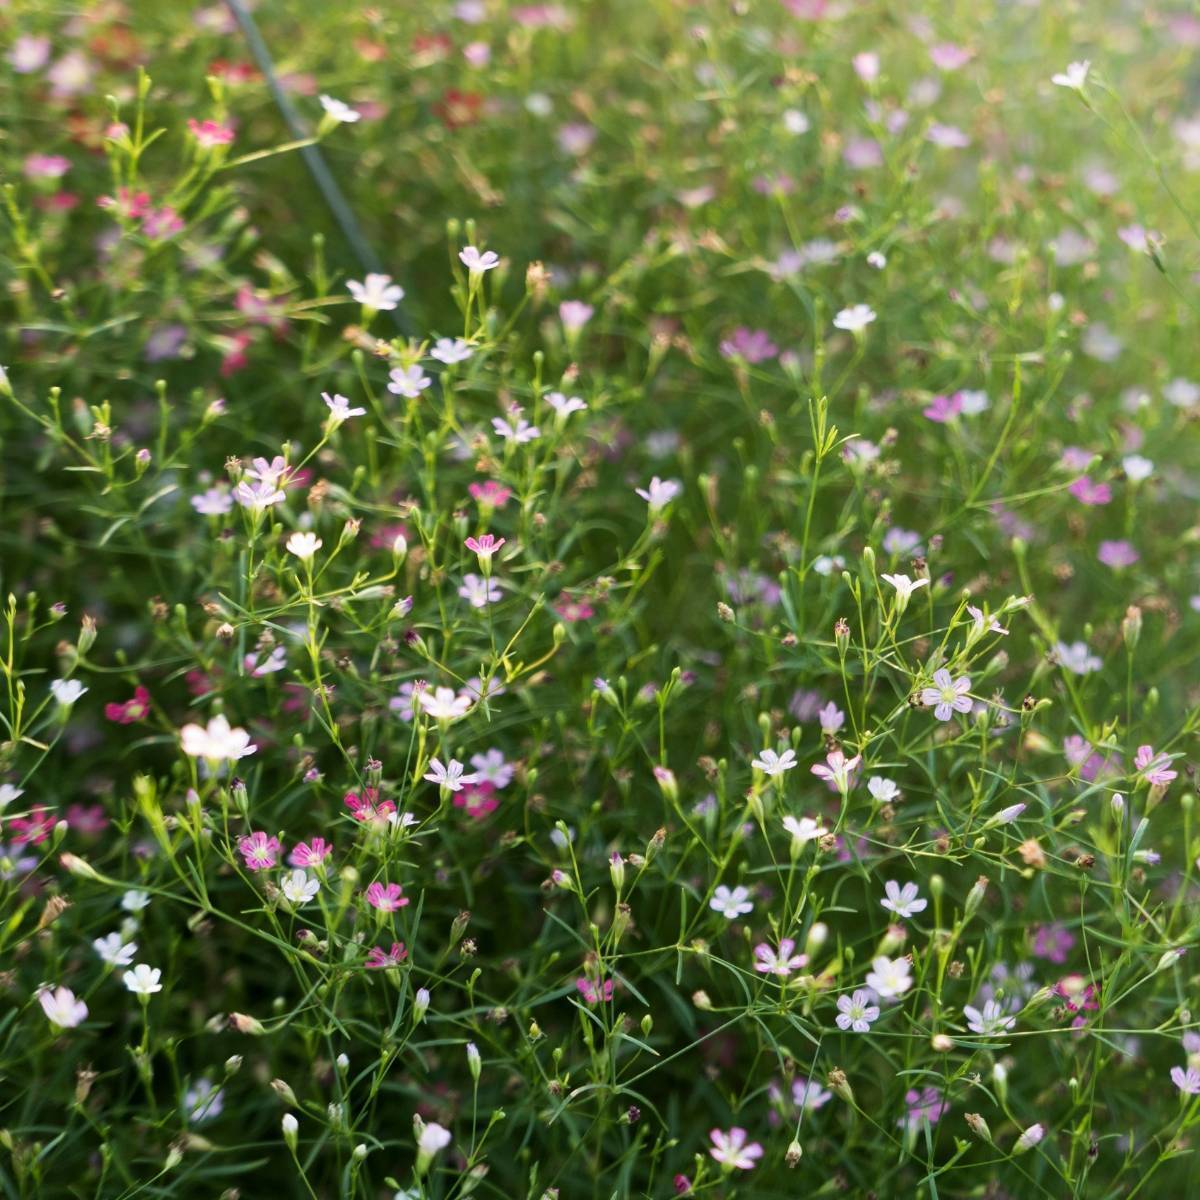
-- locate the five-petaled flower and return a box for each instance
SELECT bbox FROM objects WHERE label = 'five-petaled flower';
[881,880,928,920]
[753,938,808,977]
[752,748,797,777]
[708,1127,763,1171]
[709,884,754,918]
[365,881,409,911]
[920,669,973,721]
[836,989,880,1032]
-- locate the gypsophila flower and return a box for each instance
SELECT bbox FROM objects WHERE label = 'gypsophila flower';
[459,245,499,273]
[881,880,928,920]
[833,304,876,331]
[417,687,473,720]
[793,1076,832,1110]
[1014,1123,1046,1152]
[39,986,88,1029]
[323,392,366,423]
[881,573,928,608]
[546,391,587,417]
[1055,641,1102,675]
[868,776,901,804]
[866,955,913,998]
[320,94,361,123]
[709,885,754,918]
[1135,745,1177,786]
[423,757,478,792]
[123,964,163,997]
[181,715,257,762]
[387,365,432,399]
[346,273,401,310]
[836,990,880,1032]
[753,939,808,977]
[708,1127,763,1171]
[1051,60,1090,89]
[50,678,87,705]
[811,748,861,793]
[469,749,513,788]
[492,413,541,442]
[365,881,408,912]
[752,748,797,777]
[280,869,320,906]
[238,831,281,870]
[458,573,502,607]
[286,531,322,561]
[920,669,973,721]
[121,890,151,913]
[635,477,682,512]
[1171,1066,1200,1095]
[430,337,472,364]
[782,815,828,845]
[964,999,1017,1036]
[93,932,138,966]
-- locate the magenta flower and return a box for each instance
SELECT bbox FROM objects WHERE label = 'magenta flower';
[1098,540,1139,568]
[1032,922,1075,964]
[923,393,962,422]
[365,881,408,912]
[575,976,615,1004]
[468,480,512,509]
[365,942,407,969]
[465,533,505,559]
[288,837,333,868]
[752,938,808,977]
[920,668,972,721]
[708,1127,763,1171]
[237,831,281,870]
[1135,745,1177,787]
[1068,477,1112,505]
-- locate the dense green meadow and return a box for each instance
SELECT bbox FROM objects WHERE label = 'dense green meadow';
[2,1,1200,1196]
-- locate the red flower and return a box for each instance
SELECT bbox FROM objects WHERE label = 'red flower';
[433,89,484,129]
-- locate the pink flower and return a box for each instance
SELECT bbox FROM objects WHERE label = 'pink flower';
[1032,922,1075,964]
[238,831,281,870]
[187,118,236,148]
[559,300,594,330]
[753,938,808,977]
[344,788,395,824]
[922,393,962,422]
[24,154,71,179]
[1068,477,1112,505]
[1171,1065,1200,1095]
[105,686,151,724]
[575,976,615,1004]
[1098,539,1138,568]
[899,1087,948,1131]
[10,806,55,846]
[468,480,512,509]
[365,881,408,912]
[465,533,505,559]
[919,668,972,720]
[719,327,778,364]
[810,748,861,793]
[708,1127,763,1171]
[365,942,407,969]
[453,781,500,819]
[288,837,333,867]
[554,596,594,622]
[1135,745,1177,787]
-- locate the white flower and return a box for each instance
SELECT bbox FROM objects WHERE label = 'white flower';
[430,337,473,364]
[1122,454,1153,482]
[957,388,989,415]
[346,273,401,310]
[417,687,472,721]
[752,748,797,777]
[963,998,1016,1036]
[635,477,682,512]
[323,392,366,423]
[0,784,23,809]
[121,889,151,913]
[783,108,810,134]
[320,94,361,123]
[833,303,876,332]
[881,573,928,607]
[469,749,512,788]
[835,989,879,1032]
[418,1121,452,1154]
[123,963,163,997]
[709,884,754,918]
[458,573,501,608]
[545,391,587,418]
[387,365,432,399]
[867,776,901,804]
[93,932,138,966]
[459,245,500,274]
[1164,378,1200,408]
[492,414,541,443]
[39,985,88,1028]
[234,479,287,513]
[280,869,320,906]
[1054,641,1101,675]
[867,250,887,269]
[180,714,257,762]
[286,531,323,561]
[880,880,927,920]
[1051,60,1090,90]
[782,815,827,844]
[423,757,478,792]
[866,954,912,999]
[51,678,87,706]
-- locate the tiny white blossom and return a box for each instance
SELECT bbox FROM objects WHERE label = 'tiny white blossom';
[51,678,87,706]
[833,304,876,332]
[709,884,754,918]
[286,532,322,561]
[280,869,320,906]
[1051,60,1090,90]
[880,880,928,920]
[93,932,138,966]
[752,748,797,777]
[123,963,163,997]
[320,94,361,123]
[417,687,473,721]
[867,776,901,804]
[346,273,401,310]
[430,337,473,364]
[323,392,366,423]
[782,815,827,844]
[423,757,478,792]
[635,477,682,513]
[866,954,912,999]
[459,245,500,274]
[387,365,432,399]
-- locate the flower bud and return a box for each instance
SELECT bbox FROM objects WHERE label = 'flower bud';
[467,1041,482,1082]
[1122,605,1142,651]
[412,987,430,1024]
[270,1079,298,1107]
[609,851,625,896]
[992,1061,1008,1105]
[281,1113,298,1151]
[1013,1123,1044,1154]
[785,1139,803,1167]
[964,1113,992,1143]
